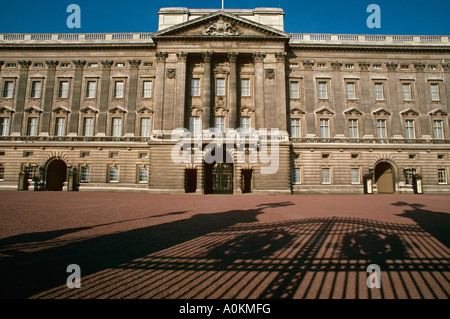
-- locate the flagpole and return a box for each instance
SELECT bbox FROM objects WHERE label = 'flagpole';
[222,0,224,9]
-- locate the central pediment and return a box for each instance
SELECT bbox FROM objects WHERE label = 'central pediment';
[152,11,290,40]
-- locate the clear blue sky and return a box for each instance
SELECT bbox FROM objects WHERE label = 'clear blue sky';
[0,0,449,35]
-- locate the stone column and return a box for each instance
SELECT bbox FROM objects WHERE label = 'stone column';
[228,52,238,129]
[253,52,265,129]
[275,52,287,131]
[359,61,374,137]
[154,51,167,133]
[11,60,31,135]
[97,60,113,136]
[69,60,86,135]
[303,60,315,136]
[202,51,212,130]
[331,61,345,136]
[41,60,59,134]
[386,62,402,137]
[126,59,141,136]
[175,51,187,130]
[414,62,430,137]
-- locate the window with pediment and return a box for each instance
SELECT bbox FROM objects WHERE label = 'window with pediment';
[372,108,391,139]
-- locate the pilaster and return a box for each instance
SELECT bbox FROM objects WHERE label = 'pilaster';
[202,51,212,130]
[154,51,168,132]
[228,52,238,129]
[126,59,141,135]
[98,60,113,136]
[41,60,59,134]
[11,60,31,134]
[69,60,86,135]
[253,52,265,129]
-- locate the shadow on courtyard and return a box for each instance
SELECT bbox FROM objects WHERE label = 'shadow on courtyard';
[0,201,448,299]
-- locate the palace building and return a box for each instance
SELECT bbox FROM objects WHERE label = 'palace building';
[0,7,449,194]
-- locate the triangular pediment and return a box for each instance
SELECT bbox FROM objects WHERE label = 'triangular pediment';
[153,11,289,40]
[400,108,420,116]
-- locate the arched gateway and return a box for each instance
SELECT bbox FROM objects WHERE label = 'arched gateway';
[46,159,67,191]
[204,148,234,194]
[374,161,395,194]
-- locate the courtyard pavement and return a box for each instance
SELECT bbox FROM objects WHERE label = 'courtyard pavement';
[0,191,448,299]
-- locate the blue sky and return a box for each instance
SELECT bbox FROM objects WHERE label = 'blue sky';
[0,0,449,35]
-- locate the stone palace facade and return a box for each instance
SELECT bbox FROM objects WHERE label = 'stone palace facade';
[0,7,449,194]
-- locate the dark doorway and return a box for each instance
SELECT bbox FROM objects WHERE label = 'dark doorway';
[375,162,395,194]
[185,169,197,193]
[241,169,253,193]
[46,160,67,191]
[204,148,233,194]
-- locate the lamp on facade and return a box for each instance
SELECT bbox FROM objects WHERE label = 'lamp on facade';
[368,166,374,178]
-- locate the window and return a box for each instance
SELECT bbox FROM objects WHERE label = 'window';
[0,164,4,181]
[30,81,42,99]
[5,63,16,68]
[407,168,417,185]
[114,81,124,98]
[216,78,225,96]
[402,83,412,101]
[240,116,251,133]
[189,116,201,134]
[0,118,10,136]
[322,153,330,159]
[377,119,387,138]
[142,81,152,98]
[86,81,96,98]
[54,117,66,136]
[373,64,382,70]
[430,83,440,101]
[322,168,331,184]
[438,154,445,160]
[434,120,444,139]
[140,117,151,137]
[374,82,384,100]
[80,166,90,183]
[24,151,33,157]
[33,63,43,68]
[318,81,328,99]
[116,62,125,67]
[138,167,148,183]
[109,166,119,182]
[80,152,90,158]
[438,169,447,184]
[405,120,415,139]
[215,116,225,133]
[111,118,122,137]
[292,168,301,184]
[27,117,38,136]
[290,81,299,99]
[139,152,148,159]
[351,168,360,184]
[241,79,250,97]
[428,65,437,70]
[60,63,71,68]
[348,119,359,138]
[88,62,98,68]
[191,79,200,96]
[58,81,69,98]
[319,119,330,138]
[2,81,14,98]
[83,117,94,137]
[346,82,356,100]
[290,118,300,138]
[400,64,410,70]
[317,63,327,68]
[345,64,354,69]
[109,152,119,158]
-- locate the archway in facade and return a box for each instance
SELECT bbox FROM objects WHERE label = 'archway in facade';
[204,147,234,194]
[46,159,67,191]
[375,162,395,194]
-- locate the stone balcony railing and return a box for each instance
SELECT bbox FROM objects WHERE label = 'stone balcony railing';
[1,32,449,46]
[289,34,450,46]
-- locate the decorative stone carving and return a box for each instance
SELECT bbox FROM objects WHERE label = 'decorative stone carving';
[177,51,187,62]
[441,62,450,71]
[128,59,142,68]
[155,52,168,62]
[358,61,371,71]
[228,52,238,63]
[265,68,275,79]
[202,51,213,63]
[45,60,59,69]
[203,18,241,36]
[302,60,315,69]
[275,52,286,62]
[331,61,342,70]
[73,60,86,69]
[252,52,266,63]
[18,60,32,69]
[101,60,114,68]
[386,62,398,71]
[166,68,176,79]
[414,62,426,71]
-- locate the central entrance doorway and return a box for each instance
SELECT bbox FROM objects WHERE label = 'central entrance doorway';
[46,159,67,191]
[375,162,395,194]
[204,148,233,194]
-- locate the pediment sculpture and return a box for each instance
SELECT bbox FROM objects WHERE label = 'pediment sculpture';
[202,18,241,36]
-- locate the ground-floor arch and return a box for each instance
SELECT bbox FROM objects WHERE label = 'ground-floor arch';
[46,159,67,191]
[204,147,234,194]
[375,161,395,194]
